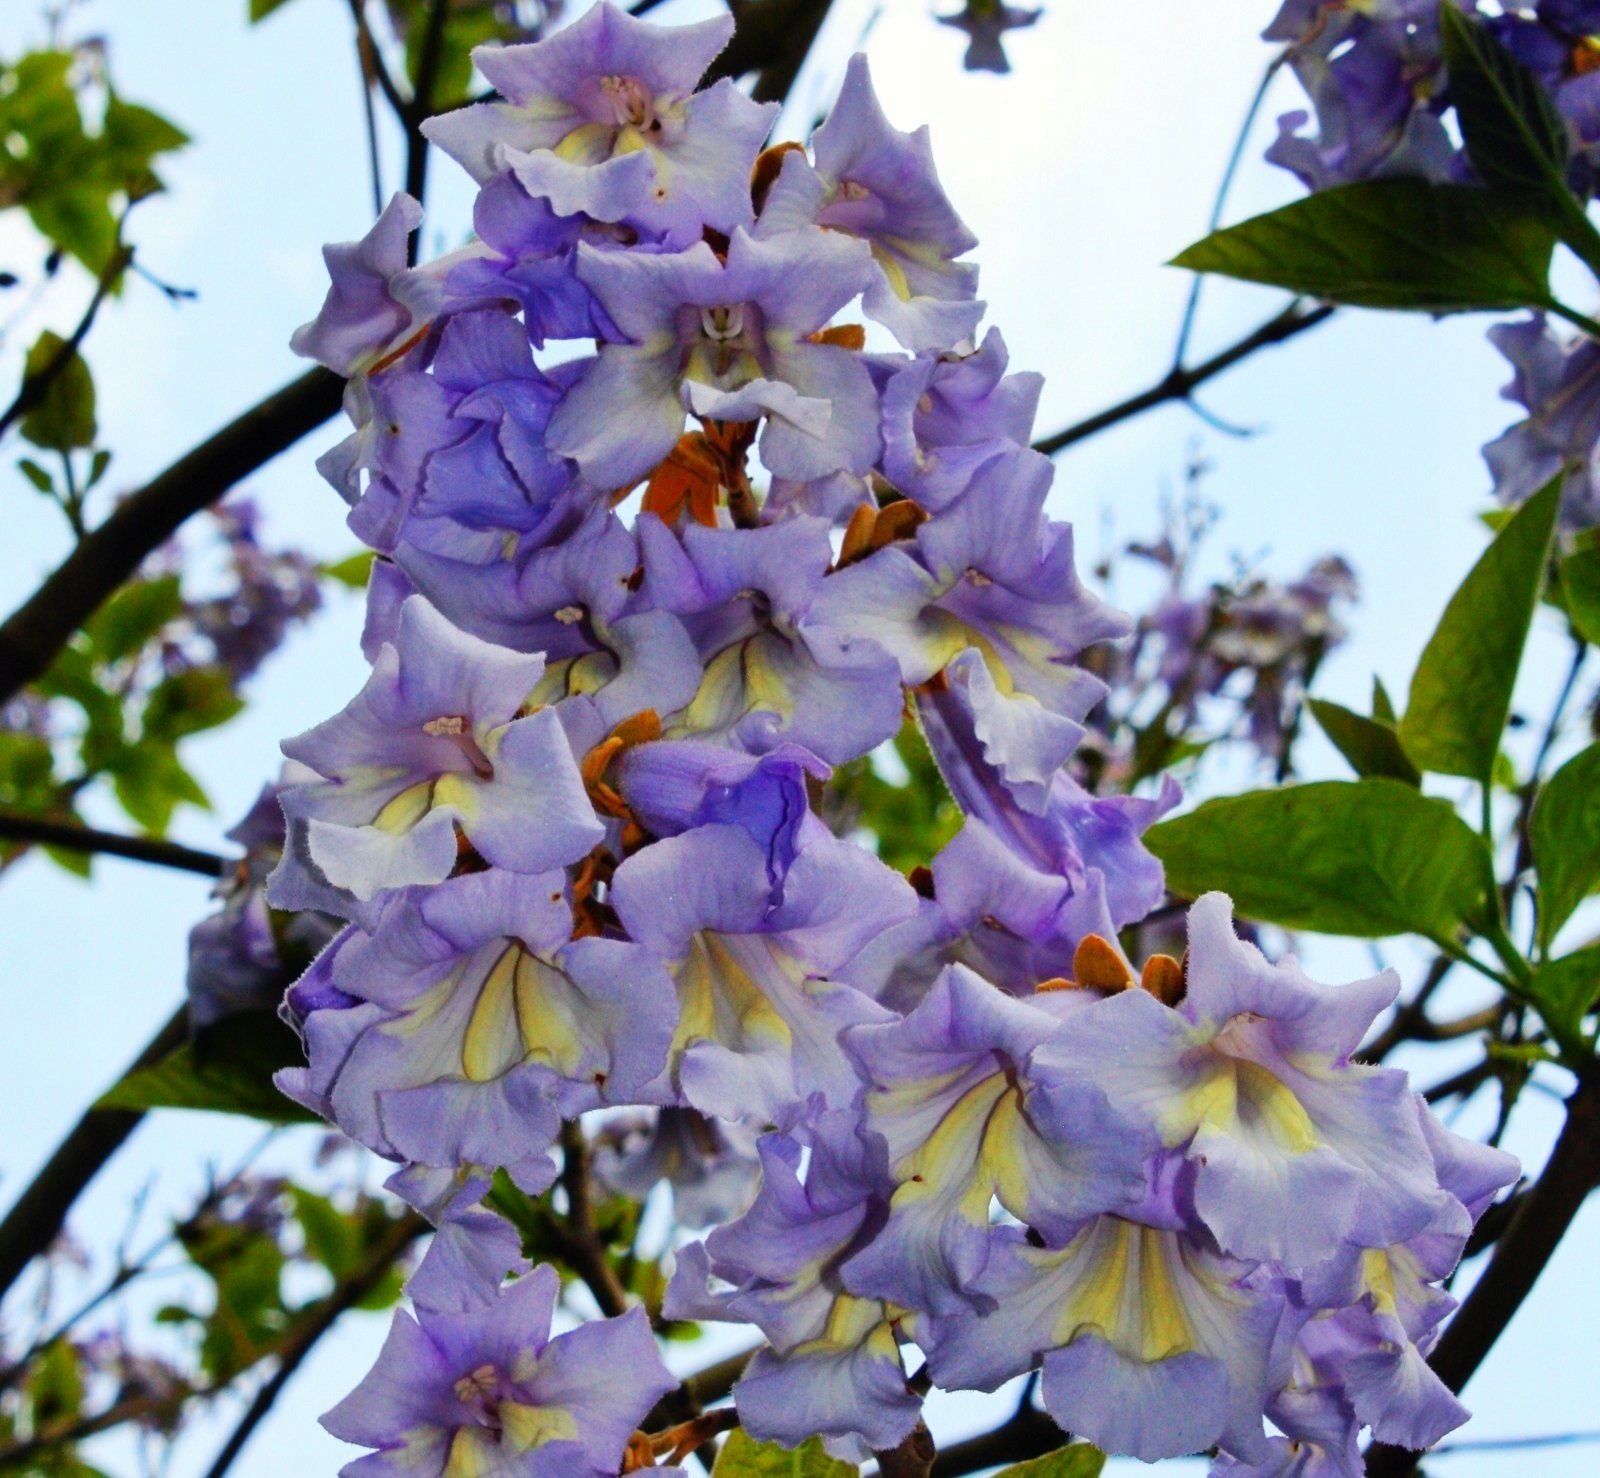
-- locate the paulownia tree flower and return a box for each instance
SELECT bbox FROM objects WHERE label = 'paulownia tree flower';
[268,595,602,920]
[323,1264,677,1476]
[422,1,775,245]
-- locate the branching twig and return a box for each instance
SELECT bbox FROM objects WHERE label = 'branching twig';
[556,1122,630,1319]
[929,1403,1061,1477]
[0,243,133,444]
[1032,301,1334,457]
[0,811,227,878]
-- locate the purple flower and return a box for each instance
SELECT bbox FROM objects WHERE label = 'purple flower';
[879,328,1042,508]
[609,820,915,1128]
[839,964,1146,1316]
[809,447,1129,731]
[292,194,425,377]
[639,514,905,764]
[1484,313,1600,531]
[546,227,881,490]
[922,1219,1286,1465]
[423,2,775,245]
[322,1264,675,1476]
[593,1107,763,1229]
[292,867,676,1189]
[1034,894,1451,1267]
[267,595,603,920]
[665,1115,922,1455]
[756,54,981,350]
[1265,3,1455,192]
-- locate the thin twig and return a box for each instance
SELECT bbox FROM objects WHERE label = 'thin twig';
[1032,301,1335,457]
[0,811,227,878]
[557,1122,629,1319]
[1359,955,1456,1065]
[930,1403,1062,1477]
[0,243,133,444]
[401,0,452,236]
[344,0,409,121]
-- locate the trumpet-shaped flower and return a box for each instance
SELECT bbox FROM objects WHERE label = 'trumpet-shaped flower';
[268,595,603,920]
[756,54,981,350]
[1033,894,1450,1267]
[610,821,915,1127]
[423,2,775,245]
[546,228,880,489]
[322,1264,675,1477]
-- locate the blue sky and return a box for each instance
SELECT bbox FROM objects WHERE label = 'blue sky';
[0,1,1595,1473]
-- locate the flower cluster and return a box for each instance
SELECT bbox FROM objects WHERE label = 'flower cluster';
[273,6,1516,1471]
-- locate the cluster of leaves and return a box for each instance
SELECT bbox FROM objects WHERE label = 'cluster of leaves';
[1,42,187,534]
[0,511,327,869]
[0,1174,412,1474]
[1159,6,1600,1070]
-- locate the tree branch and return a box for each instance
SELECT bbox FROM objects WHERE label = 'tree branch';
[704,0,835,92]
[557,1121,630,1320]
[200,1212,425,1478]
[0,366,343,709]
[0,810,226,878]
[1031,302,1334,457]
[0,1005,189,1302]
[401,0,452,231]
[1365,1068,1600,1476]
[930,1404,1062,1476]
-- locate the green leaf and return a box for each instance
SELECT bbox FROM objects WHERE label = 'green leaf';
[249,0,297,20]
[1171,179,1557,314]
[995,1445,1107,1478]
[322,550,376,589]
[1440,3,1570,199]
[19,329,96,451]
[711,1430,858,1477]
[1398,477,1561,780]
[290,1187,360,1280]
[1145,779,1498,941]
[84,575,182,663]
[1530,742,1600,951]
[1372,676,1399,724]
[1308,698,1422,785]
[97,1011,314,1122]
[1529,943,1600,1045]
[1562,545,1600,645]
[17,456,54,494]
[142,665,245,742]
[106,742,209,833]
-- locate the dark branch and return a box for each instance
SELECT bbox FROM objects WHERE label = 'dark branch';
[1365,1069,1600,1476]
[0,366,343,709]
[200,1212,425,1478]
[0,1005,188,1302]
[0,811,227,878]
[704,0,834,91]
[1032,302,1335,457]
[930,1403,1062,1476]
[557,1122,630,1319]
[401,0,452,230]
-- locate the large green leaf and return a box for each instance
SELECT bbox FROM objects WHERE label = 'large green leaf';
[1171,179,1557,313]
[1531,742,1600,951]
[995,1445,1106,1477]
[1529,943,1600,1047]
[97,1012,313,1123]
[711,1431,857,1477]
[1145,779,1498,941]
[1399,478,1561,780]
[1308,698,1421,785]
